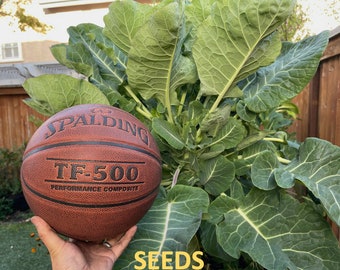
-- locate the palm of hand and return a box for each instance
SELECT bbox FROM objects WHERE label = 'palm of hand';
[50,240,117,270]
[31,216,137,270]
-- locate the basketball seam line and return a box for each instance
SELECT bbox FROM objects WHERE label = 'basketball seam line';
[23,140,162,164]
[22,175,160,208]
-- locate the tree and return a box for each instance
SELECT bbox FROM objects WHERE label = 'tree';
[279,2,310,41]
[281,0,340,42]
[0,0,50,33]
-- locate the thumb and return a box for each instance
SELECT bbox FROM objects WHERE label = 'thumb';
[31,216,66,255]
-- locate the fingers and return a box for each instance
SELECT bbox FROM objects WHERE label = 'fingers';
[31,216,66,255]
[31,216,137,262]
[107,225,137,258]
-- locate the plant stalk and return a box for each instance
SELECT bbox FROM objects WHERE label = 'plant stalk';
[123,85,153,120]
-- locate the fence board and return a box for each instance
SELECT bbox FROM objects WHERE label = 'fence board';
[292,29,340,242]
[318,56,340,143]
[336,99,340,146]
[0,88,46,149]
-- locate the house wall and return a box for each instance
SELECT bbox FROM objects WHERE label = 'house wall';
[21,41,59,63]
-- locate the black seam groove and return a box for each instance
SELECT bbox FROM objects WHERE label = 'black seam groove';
[23,141,162,164]
[22,175,159,208]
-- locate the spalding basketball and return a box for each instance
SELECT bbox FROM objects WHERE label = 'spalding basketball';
[21,104,162,241]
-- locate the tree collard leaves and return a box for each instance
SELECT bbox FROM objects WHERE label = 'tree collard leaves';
[50,23,133,109]
[234,140,276,176]
[242,31,329,112]
[251,150,279,190]
[199,156,235,196]
[114,185,209,269]
[21,0,340,269]
[209,189,340,270]
[67,24,127,85]
[52,23,127,86]
[126,1,198,112]
[152,118,185,150]
[23,74,109,116]
[200,117,247,155]
[185,0,214,31]
[275,138,340,226]
[103,0,155,55]
[192,0,293,101]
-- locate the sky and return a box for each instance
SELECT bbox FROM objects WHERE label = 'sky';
[298,0,340,35]
[1,0,340,43]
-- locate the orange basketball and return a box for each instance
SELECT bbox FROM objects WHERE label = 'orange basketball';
[21,104,162,241]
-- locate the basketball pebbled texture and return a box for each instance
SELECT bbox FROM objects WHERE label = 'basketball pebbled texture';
[21,104,162,241]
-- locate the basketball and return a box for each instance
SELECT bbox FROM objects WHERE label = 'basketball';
[21,104,162,241]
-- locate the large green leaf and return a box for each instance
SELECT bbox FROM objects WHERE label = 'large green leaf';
[275,138,340,226]
[192,0,292,103]
[51,43,94,77]
[199,105,231,137]
[185,0,213,32]
[199,156,235,196]
[126,2,198,111]
[242,31,329,112]
[201,118,247,150]
[23,74,109,116]
[103,0,154,55]
[251,150,279,190]
[51,23,136,109]
[184,0,214,51]
[199,221,234,262]
[115,185,209,269]
[67,23,127,85]
[152,118,185,150]
[209,189,340,270]
[234,140,276,176]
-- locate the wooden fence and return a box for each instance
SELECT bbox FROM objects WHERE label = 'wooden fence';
[291,27,340,145]
[0,87,46,149]
[291,26,340,241]
[0,62,79,150]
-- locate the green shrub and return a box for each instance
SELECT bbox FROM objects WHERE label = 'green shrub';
[0,197,14,220]
[0,145,25,219]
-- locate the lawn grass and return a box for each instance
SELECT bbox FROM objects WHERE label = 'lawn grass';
[0,211,51,270]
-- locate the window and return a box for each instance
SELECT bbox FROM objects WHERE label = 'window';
[0,42,22,62]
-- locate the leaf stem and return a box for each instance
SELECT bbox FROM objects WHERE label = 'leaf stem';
[263,137,286,143]
[177,89,187,117]
[172,167,181,188]
[163,84,174,123]
[123,85,153,120]
[136,106,152,120]
[277,156,291,164]
[202,96,210,108]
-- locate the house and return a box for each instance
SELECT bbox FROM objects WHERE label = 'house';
[0,0,117,64]
[0,0,150,149]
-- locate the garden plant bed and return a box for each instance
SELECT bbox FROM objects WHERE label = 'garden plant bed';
[0,211,50,270]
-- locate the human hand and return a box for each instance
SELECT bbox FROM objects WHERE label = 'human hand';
[31,216,137,270]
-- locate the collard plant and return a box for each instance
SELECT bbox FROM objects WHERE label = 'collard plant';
[22,0,340,269]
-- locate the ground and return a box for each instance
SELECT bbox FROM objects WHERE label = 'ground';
[0,211,51,270]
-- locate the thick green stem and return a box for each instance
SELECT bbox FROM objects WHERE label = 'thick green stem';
[263,137,286,143]
[165,86,174,124]
[124,85,153,120]
[277,156,291,164]
[177,90,187,117]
